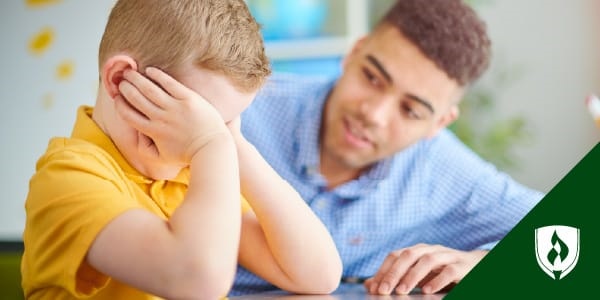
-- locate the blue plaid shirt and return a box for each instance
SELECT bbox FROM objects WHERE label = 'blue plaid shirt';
[231,73,543,296]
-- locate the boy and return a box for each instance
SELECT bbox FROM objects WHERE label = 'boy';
[21,1,341,299]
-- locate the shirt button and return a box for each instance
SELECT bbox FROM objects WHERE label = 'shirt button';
[306,166,319,176]
[315,200,327,210]
[349,235,364,246]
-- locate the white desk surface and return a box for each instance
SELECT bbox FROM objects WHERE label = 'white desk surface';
[230,283,445,299]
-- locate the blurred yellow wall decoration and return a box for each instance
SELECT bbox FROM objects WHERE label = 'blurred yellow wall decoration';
[26,0,62,8]
[28,27,54,56]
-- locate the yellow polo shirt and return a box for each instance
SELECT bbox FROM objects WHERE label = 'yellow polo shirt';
[22,106,248,299]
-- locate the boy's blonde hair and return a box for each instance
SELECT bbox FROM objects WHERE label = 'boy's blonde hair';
[99,0,270,92]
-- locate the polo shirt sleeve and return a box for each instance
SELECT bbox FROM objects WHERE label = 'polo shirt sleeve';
[22,140,142,298]
[240,195,252,214]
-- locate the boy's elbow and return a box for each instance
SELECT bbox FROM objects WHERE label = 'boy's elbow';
[292,275,340,295]
[193,272,234,300]
[293,261,342,295]
[310,275,341,295]
[165,257,236,299]
[315,262,343,294]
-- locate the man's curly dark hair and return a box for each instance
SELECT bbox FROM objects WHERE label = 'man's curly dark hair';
[379,0,491,87]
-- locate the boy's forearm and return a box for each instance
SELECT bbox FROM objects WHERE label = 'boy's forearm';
[237,140,342,291]
[169,133,241,294]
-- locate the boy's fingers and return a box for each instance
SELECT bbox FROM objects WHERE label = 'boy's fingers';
[118,79,163,120]
[114,94,152,134]
[145,67,191,100]
[137,132,160,158]
[122,69,171,110]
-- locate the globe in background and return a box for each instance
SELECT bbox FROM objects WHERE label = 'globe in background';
[247,0,328,40]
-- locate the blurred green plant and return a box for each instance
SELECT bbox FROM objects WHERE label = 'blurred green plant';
[450,76,532,170]
[450,0,532,171]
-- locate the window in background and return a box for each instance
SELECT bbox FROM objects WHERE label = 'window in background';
[247,0,383,77]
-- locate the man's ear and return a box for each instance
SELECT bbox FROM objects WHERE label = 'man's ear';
[101,55,138,99]
[426,105,460,139]
[341,36,368,69]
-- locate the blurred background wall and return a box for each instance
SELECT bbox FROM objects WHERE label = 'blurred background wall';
[0,0,598,239]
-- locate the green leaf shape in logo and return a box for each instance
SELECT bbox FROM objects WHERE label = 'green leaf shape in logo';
[547,230,569,266]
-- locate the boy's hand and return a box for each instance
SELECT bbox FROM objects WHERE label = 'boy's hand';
[115,67,228,165]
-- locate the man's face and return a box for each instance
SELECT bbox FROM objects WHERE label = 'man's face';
[321,24,464,170]
[109,63,255,180]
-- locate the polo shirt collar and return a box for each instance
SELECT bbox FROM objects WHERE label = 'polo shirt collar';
[70,106,189,185]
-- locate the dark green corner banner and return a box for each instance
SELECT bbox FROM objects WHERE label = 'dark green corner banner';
[446,142,599,299]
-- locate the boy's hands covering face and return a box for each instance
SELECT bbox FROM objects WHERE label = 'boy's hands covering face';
[115,67,228,165]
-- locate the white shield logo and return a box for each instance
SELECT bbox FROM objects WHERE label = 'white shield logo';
[534,225,580,280]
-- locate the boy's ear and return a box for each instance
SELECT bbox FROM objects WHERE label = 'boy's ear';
[101,55,138,99]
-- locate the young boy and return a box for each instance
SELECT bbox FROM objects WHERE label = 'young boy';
[21,1,342,299]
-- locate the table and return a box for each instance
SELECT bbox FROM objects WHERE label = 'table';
[230,283,445,299]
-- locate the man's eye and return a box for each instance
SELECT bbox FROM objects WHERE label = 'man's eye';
[362,69,380,86]
[401,103,421,120]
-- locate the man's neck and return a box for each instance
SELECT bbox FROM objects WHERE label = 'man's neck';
[319,150,363,190]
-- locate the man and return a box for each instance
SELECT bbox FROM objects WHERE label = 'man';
[233,0,543,296]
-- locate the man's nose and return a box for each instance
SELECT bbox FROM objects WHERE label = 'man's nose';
[358,97,392,127]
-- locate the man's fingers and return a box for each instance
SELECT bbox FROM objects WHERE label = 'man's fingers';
[420,264,462,294]
[363,277,376,294]
[369,247,486,296]
[395,251,454,295]
[370,250,401,285]
[370,245,447,295]
[377,257,412,295]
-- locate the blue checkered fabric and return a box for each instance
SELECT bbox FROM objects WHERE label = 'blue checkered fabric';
[230,73,543,296]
